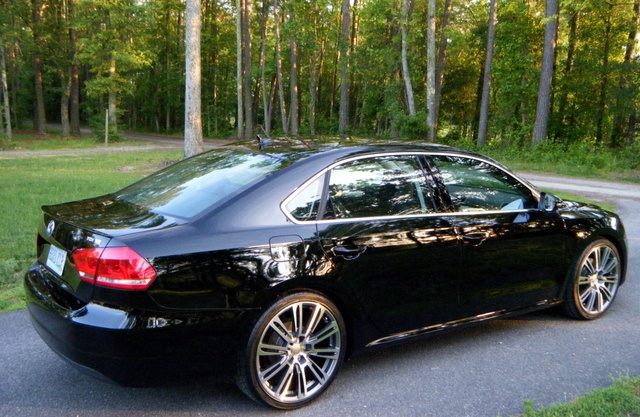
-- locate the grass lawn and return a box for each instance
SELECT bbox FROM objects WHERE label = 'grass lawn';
[518,375,640,416]
[0,130,149,151]
[0,148,182,311]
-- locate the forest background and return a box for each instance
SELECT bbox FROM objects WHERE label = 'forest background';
[0,0,639,155]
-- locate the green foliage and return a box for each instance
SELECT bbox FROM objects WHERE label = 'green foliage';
[1,0,639,148]
[471,139,640,182]
[397,111,430,140]
[87,112,125,143]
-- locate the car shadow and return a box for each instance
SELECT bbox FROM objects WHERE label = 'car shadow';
[4,309,574,416]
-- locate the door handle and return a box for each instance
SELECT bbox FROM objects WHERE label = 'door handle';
[332,245,367,259]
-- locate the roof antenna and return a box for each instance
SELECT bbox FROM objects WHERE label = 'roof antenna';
[256,133,273,150]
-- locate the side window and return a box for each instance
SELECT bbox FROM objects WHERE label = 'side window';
[285,177,324,221]
[324,156,434,219]
[431,155,536,212]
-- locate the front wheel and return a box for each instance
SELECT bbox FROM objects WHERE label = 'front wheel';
[563,239,621,320]
[236,292,346,409]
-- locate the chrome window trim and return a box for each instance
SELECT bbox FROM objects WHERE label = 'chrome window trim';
[280,150,541,225]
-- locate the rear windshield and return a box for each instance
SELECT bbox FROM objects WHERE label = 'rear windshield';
[114,149,288,218]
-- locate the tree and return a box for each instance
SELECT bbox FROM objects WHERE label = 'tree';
[1,42,11,138]
[426,0,436,141]
[236,0,243,138]
[431,0,453,142]
[77,0,153,133]
[532,0,559,146]
[241,0,253,139]
[31,0,47,134]
[556,6,579,141]
[338,0,350,135]
[289,0,299,136]
[274,0,288,135]
[594,3,613,146]
[184,0,204,157]
[258,0,272,137]
[477,0,497,147]
[68,0,80,134]
[401,0,415,117]
[611,0,640,145]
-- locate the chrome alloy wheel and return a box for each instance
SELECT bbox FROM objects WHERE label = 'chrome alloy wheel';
[576,242,620,316]
[255,300,342,404]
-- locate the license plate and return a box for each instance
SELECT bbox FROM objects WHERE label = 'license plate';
[46,245,66,277]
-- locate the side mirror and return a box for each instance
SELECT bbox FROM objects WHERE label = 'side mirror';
[538,192,559,212]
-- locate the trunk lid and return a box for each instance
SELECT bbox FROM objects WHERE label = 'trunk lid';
[37,195,180,303]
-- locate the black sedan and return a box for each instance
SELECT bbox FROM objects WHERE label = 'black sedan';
[25,139,627,409]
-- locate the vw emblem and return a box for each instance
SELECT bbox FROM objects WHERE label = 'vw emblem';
[46,220,55,236]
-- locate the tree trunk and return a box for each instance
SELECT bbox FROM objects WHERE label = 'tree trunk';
[401,0,416,117]
[108,57,117,131]
[477,0,497,147]
[61,71,71,136]
[184,0,204,157]
[259,0,271,136]
[9,42,19,129]
[531,0,558,146]
[431,0,453,142]
[242,0,253,139]
[338,0,350,135]
[611,0,639,146]
[309,48,318,136]
[273,0,288,135]
[628,105,637,144]
[595,5,612,146]
[32,0,46,134]
[68,0,80,134]
[625,1,639,145]
[1,44,11,138]
[556,8,578,140]
[236,0,243,138]
[289,3,299,136]
[426,0,436,141]
[309,8,324,136]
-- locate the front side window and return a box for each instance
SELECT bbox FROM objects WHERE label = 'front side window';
[324,156,434,219]
[430,155,536,212]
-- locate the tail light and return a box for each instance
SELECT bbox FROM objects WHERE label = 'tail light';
[72,246,156,290]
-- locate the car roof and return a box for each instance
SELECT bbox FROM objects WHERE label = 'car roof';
[221,137,482,164]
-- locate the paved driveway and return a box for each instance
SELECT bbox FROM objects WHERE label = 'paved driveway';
[1,177,638,417]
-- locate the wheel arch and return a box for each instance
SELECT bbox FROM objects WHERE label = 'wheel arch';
[255,279,374,358]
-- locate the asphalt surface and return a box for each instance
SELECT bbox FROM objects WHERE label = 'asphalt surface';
[1,141,639,416]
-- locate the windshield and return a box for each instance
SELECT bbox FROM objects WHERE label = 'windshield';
[114,149,288,218]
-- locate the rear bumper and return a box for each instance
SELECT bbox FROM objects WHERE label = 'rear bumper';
[25,263,250,385]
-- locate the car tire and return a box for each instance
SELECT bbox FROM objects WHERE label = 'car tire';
[563,238,621,320]
[236,291,346,409]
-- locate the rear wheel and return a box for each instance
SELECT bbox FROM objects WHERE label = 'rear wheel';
[236,292,346,409]
[563,239,621,320]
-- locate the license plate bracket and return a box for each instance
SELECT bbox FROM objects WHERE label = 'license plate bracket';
[45,245,66,277]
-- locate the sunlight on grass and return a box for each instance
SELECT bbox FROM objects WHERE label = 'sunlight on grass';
[0,149,182,311]
[517,376,640,417]
[0,131,149,151]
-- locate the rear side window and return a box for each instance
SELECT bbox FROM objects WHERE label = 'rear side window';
[285,177,324,221]
[114,150,288,218]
